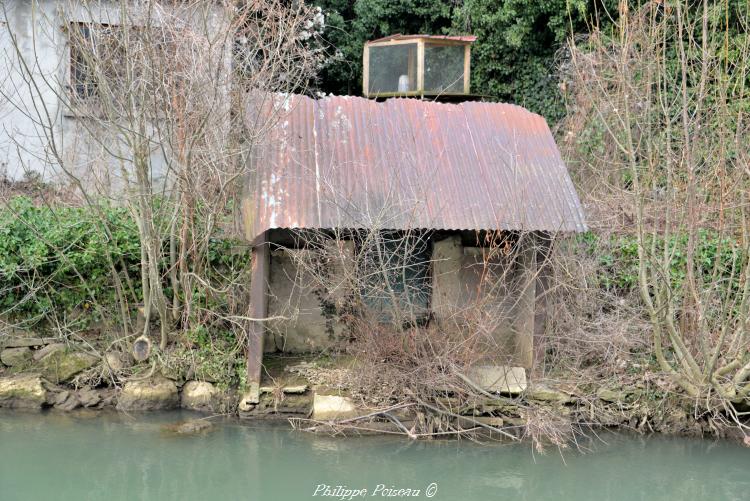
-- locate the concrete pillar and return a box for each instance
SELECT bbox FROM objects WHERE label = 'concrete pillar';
[510,234,537,369]
[532,233,552,374]
[431,235,463,323]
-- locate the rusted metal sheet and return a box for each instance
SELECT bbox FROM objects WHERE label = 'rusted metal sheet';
[246,233,269,402]
[243,95,587,241]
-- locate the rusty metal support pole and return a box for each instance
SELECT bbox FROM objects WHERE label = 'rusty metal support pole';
[246,233,269,404]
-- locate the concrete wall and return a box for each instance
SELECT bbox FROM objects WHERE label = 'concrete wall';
[265,234,541,365]
[431,235,536,368]
[265,241,355,353]
[0,0,229,192]
[1,0,64,181]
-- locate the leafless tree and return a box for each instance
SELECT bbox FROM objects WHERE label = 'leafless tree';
[0,0,322,353]
[561,0,750,418]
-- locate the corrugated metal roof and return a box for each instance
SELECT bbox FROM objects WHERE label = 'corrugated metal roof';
[243,95,586,241]
[368,34,477,44]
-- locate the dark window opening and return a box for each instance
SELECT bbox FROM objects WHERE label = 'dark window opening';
[68,23,165,103]
[355,230,432,324]
[69,23,116,100]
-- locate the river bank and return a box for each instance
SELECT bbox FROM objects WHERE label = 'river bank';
[2,334,749,447]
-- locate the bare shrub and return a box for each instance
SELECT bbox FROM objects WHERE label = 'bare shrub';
[558,0,750,428]
[276,227,559,443]
[0,0,322,359]
[542,235,650,379]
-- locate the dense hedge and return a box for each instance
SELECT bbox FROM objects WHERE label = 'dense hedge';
[314,0,616,122]
[0,197,141,325]
[0,197,250,328]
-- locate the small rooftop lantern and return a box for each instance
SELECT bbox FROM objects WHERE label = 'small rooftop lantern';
[363,34,476,100]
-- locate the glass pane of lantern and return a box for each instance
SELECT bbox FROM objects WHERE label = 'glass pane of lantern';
[424,44,465,94]
[368,43,418,95]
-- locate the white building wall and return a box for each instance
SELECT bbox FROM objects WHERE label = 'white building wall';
[0,0,65,181]
[0,0,230,193]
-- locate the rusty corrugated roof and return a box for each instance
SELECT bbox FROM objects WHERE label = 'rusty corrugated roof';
[243,95,586,241]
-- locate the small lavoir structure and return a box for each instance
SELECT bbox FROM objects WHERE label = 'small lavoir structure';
[241,35,586,400]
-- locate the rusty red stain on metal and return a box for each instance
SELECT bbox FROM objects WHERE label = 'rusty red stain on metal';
[243,95,586,241]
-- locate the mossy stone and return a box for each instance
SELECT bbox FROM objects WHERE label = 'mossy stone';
[0,374,47,408]
[0,347,33,367]
[40,351,98,384]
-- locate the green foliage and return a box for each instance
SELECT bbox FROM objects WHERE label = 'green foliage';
[166,327,245,389]
[317,0,747,122]
[315,0,615,122]
[453,0,611,122]
[565,1,750,192]
[0,196,252,387]
[186,325,235,348]
[0,197,141,326]
[581,231,745,296]
[316,0,455,96]
[185,236,252,320]
[0,197,251,332]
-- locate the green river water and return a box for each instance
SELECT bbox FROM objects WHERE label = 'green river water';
[0,410,748,501]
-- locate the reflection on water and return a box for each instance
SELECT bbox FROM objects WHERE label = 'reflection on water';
[0,410,748,501]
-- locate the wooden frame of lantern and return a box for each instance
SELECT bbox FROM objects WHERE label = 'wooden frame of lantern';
[362,35,473,99]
